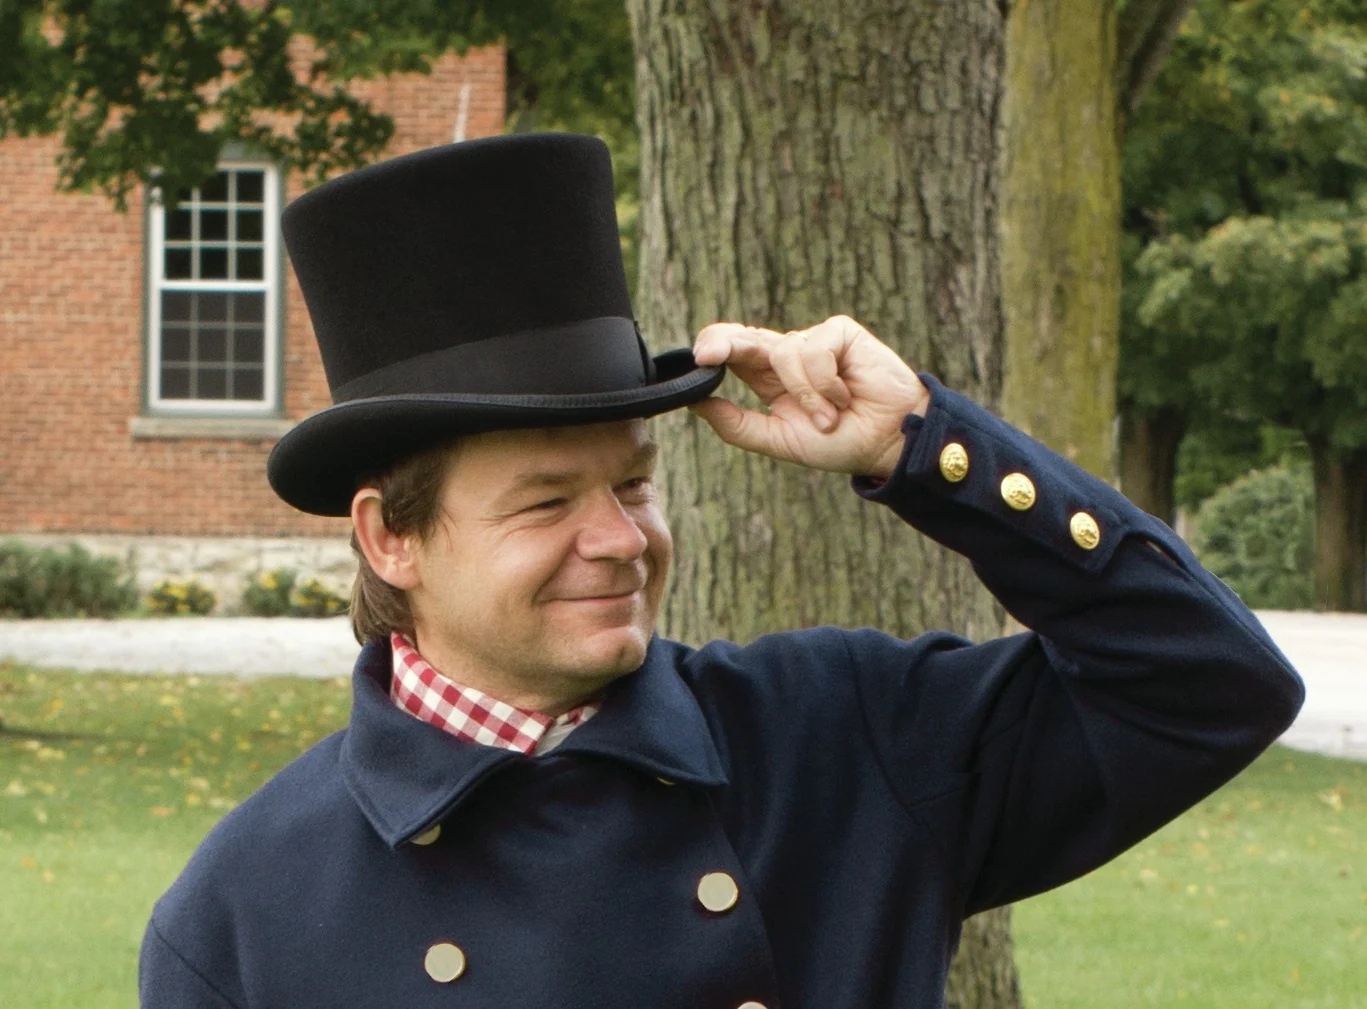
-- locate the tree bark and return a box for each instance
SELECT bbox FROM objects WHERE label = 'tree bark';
[627,1,1019,1006]
[1309,441,1367,613]
[1000,0,1121,482]
[1118,404,1186,525]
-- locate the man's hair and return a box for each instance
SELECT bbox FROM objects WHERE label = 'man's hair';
[349,441,458,644]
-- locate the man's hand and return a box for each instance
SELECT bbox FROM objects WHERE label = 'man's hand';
[690,315,930,480]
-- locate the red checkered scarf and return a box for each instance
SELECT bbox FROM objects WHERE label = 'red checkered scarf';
[389,633,600,754]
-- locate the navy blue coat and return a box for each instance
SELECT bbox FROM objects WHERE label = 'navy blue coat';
[140,377,1304,1009]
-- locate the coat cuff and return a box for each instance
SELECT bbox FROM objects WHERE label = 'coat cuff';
[852,373,1138,575]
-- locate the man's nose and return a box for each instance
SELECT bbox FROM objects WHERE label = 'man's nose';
[576,490,649,561]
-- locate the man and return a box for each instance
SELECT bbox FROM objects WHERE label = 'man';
[140,133,1304,1009]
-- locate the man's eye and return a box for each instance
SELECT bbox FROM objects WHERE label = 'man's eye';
[618,477,651,495]
[527,498,566,512]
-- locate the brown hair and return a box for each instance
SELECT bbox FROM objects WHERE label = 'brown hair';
[349,441,459,644]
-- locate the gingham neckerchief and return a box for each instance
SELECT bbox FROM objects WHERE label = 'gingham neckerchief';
[389,633,601,755]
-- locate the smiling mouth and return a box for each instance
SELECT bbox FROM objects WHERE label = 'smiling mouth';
[563,589,641,602]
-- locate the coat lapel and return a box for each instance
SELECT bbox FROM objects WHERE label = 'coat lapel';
[340,636,728,849]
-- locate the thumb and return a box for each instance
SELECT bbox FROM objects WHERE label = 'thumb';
[688,398,785,458]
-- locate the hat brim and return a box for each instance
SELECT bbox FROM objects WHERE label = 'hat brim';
[267,348,726,516]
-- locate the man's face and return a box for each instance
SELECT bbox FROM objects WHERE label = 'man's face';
[405,419,671,705]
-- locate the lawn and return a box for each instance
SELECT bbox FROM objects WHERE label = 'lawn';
[1,661,1362,1008]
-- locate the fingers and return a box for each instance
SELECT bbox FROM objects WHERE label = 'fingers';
[687,398,792,459]
[695,319,856,432]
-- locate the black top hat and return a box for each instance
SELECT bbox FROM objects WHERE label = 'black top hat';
[266,133,724,516]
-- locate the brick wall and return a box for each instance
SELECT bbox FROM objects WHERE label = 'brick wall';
[0,46,505,538]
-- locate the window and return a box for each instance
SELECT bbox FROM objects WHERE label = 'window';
[146,163,280,412]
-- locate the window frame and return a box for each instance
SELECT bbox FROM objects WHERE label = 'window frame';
[144,160,283,416]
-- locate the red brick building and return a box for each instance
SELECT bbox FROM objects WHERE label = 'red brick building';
[0,48,505,544]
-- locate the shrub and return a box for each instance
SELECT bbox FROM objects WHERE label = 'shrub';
[240,568,347,618]
[290,577,348,618]
[1192,464,1314,610]
[240,568,297,617]
[0,540,138,618]
[146,579,217,616]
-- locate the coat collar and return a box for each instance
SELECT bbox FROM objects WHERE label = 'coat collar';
[340,635,729,849]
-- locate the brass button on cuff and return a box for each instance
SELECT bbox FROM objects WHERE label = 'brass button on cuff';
[424,942,466,982]
[412,825,442,846]
[1000,473,1037,511]
[656,776,676,786]
[939,443,969,483]
[1070,511,1101,550]
[697,871,740,913]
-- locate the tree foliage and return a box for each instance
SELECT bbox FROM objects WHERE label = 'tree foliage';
[1121,0,1367,455]
[0,0,633,207]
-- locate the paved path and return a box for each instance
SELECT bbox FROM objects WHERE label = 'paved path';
[2,611,1363,760]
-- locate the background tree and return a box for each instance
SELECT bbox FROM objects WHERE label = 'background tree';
[1121,0,1367,609]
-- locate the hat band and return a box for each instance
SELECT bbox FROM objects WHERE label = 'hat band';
[331,317,652,403]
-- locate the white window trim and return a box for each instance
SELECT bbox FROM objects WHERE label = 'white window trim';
[145,161,282,415]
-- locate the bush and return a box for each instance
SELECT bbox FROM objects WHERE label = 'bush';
[290,577,348,618]
[240,568,297,617]
[240,568,347,618]
[145,580,217,616]
[0,540,139,618]
[1192,464,1314,610]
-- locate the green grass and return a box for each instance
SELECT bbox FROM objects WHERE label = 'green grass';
[1014,745,1365,1008]
[1,661,1363,1008]
[0,662,351,1009]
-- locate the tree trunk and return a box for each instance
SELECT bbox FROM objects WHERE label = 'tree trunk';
[1000,0,1121,482]
[1118,404,1186,526]
[627,2,1019,1007]
[1309,441,1367,612]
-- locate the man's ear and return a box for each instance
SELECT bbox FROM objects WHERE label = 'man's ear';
[351,489,422,590]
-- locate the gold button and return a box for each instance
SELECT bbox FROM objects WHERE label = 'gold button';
[656,776,676,786]
[411,825,442,846]
[424,942,466,982]
[939,442,969,483]
[697,871,740,912]
[1000,473,1037,511]
[737,1003,769,1009]
[1070,511,1101,550]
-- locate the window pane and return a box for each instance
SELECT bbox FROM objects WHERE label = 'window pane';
[197,367,229,399]
[236,171,264,204]
[201,210,228,242]
[165,209,192,241]
[161,328,191,363]
[161,291,192,323]
[235,247,263,280]
[233,367,264,401]
[199,328,228,364]
[236,210,263,242]
[235,328,265,364]
[164,247,192,280]
[200,247,229,279]
[160,366,191,399]
[233,291,265,324]
[197,293,229,323]
[200,172,229,203]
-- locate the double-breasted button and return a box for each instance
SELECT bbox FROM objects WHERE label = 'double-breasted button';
[656,776,676,786]
[939,443,969,483]
[1000,473,1037,511]
[424,942,466,982]
[412,825,442,846]
[697,871,740,912]
[737,1003,769,1009]
[1070,511,1101,550]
